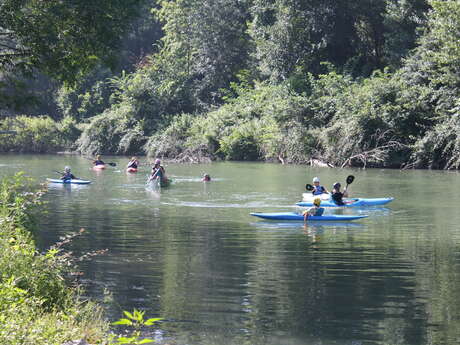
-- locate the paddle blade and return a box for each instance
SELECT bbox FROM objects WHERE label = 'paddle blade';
[346,175,355,185]
[108,162,117,167]
[305,184,314,191]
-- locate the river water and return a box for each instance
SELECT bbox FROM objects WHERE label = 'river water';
[1,154,460,345]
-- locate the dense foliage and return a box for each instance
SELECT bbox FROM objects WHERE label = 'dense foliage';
[0,116,80,153]
[0,174,108,344]
[2,0,460,169]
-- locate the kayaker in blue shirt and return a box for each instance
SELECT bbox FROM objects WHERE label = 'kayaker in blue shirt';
[331,182,349,206]
[61,166,76,181]
[303,198,325,221]
[312,177,329,195]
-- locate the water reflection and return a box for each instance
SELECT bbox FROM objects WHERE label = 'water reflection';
[1,155,460,345]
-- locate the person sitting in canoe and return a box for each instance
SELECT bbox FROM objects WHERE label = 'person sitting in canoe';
[61,166,76,181]
[303,197,325,221]
[148,159,167,184]
[331,182,349,206]
[312,177,329,195]
[93,155,105,166]
[202,173,211,182]
[127,156,139,169]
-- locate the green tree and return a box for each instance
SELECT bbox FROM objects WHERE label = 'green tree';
[0,0,146,82]
[248,0,430,80]
[151,0,252,112]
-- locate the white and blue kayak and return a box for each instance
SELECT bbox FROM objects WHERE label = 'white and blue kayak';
[296,197,394,208]
[46,178,91,185]
[250,212,368,221]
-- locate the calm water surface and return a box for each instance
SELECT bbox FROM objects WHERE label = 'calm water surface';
[1,154,460,345]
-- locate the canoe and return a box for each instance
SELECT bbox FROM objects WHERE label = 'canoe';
[126,167,138,173]
[296,197,394,207]
[147,178,172,188]
[250,212,368,221]
[46,178,91,185]
[160,178,172,187]
[93,165,106,170]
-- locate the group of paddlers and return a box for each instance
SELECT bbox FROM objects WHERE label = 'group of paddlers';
[60,156,211,183]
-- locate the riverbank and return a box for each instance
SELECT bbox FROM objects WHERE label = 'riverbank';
[0,173,108,345]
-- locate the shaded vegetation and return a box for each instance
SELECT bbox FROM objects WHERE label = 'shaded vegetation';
[2,0,460,169]
[0,174,108,344]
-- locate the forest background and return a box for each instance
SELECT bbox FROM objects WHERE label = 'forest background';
[1,0,460,170]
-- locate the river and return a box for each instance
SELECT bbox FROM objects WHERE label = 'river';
[1,154,460,345]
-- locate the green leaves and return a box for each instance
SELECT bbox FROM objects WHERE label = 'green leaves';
[112,309,162,345]
[0,0,146,83]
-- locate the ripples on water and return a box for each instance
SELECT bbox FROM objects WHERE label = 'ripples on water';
[1,155,460,345]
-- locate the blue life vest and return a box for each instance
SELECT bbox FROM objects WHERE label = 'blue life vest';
[312,186,326,195]
[314,207,325,216]
[61,172,75,180]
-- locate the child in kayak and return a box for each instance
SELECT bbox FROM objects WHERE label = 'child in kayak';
[303,197,325,221]
[127,156,139,169]
[93,155,105,166]
[331,182,349,206]
[61,166,76,181]
[148,159,167,184]
[202,173,211,182]
[312,177,329,195]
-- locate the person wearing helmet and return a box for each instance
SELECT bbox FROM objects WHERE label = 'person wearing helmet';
[331,182,349,205]
[303,197,325,221]
[93,155,105,166]
[148,158,167,183]
[312,177,329,195]
[202,173,211,182]
[61,166,76,181]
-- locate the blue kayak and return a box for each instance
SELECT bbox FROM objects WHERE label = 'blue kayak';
[296,197,394,208]
[46,178,91,185]
[250,212,368,221]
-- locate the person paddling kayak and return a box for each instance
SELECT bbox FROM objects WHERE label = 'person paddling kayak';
[331,182,349,206]
[202,173,211,182]
[303,197,325,221]
[148,159,167,184]
[93,155,105,166]
[127,156,140,169]
[61,166,77,181]
[311,177,329,195]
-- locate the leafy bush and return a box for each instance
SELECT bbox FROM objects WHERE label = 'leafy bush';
[76,103,146,155]
[0,174,108,345]
[0,116,79,153]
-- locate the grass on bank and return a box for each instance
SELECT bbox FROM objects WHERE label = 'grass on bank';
[0,173,108,345]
